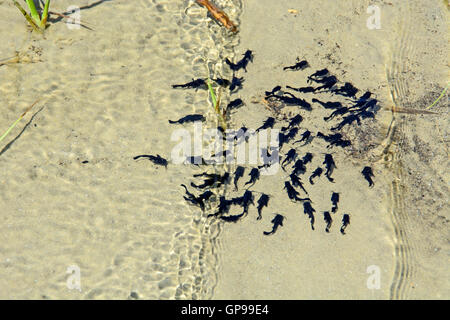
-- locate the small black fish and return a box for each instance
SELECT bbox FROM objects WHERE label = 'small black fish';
[281,149,297,170]
[220,212,245,222]
[362,166,374,187]
[225,50,254,72]
[309,167,323,184]
[229,76,244,92]
[283,59,309,71]
[289,173,308,195]
[331,192,339,213]
[181,184,213,211]
[323,154,336,182]
[313,75,338,92]
[312,98,343,109]
[209,196,233,217]
[323,107,350,121]
[257,117,275,131]
[323,211,332,233]
[133,154,168,168]
[301,152,313,164]
[281,114,303,131]
[265,85,282,96]
[294,130,312,145]
[350,91,372,105]
[331,82,359,97]
[292,159,307,176]
[284,127,299,143]
[270,92,312,110]
[233,190,254,215]
[307,68,329,83]
[233,166,245,190]
[284,181,310,202]
[169,114,205,124]
[263,214,284,235]
[316,132,351,149]
[244,168,260,187]
[191,172,230,189]
[340,214,350,234]
[213,78,231,87]
[331,114,361,131]
[226,99,244,113]
[172,78,206,90]
[303,202,315,230]
[286,85,316,93]
[256,194,270,220]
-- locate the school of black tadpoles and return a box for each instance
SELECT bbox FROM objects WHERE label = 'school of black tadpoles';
[136,50,378,236]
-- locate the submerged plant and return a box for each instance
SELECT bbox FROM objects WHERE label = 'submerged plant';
[0,100,39,145]
[12,0,50,33]
[207,79,227,130]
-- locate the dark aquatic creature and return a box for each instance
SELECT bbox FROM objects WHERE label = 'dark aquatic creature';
[229,76,244,92]
[265,85,282,96]
[232,190,254,215]
[256,194,270,220]
[281,149,297,169]
[323,154,336,182]
[294,130,312,145]
[313,75,338,92]
[286,85,316,93]
[133,154,168,168]
[209,196,233,217]
[258,147,278,169]
[331,192,339,213]
[301,152,313,164]
[233,166,245,190]
[323,211,332,233]
[226,99,244,113]
[168,114,205,124]
[316,132,351,149]
[281,114,303,131]
[349,91,372,106]
[307,68,329,83]
[289,173,308,195]
[184,155,215,166]
[331,114,361,131]
[283,59,309,71]
[172,78,206,90]
[309,167,323,184]
[323,107,350,121]
[263,214,284,235]
[191,172,230,189]
[303,202,315,230]
[268,92,312,110]
[220,212,245,222]
[340,214,350,234]
[257,117,275,132]
[284,181,310,202]
[181,184,213,211]
[225,50,254,72]
[331,82,359,97]
[213,78,231,87]
[284,127,299,143]
[362,166,375,187]
[244,168,260,187]
[231,126,254,144]
[292,159,307,176]
[312,98,343,109]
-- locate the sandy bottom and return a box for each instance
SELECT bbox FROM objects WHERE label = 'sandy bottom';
[0,0,448,300]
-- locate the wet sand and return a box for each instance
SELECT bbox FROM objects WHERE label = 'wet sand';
[0,0,448,300]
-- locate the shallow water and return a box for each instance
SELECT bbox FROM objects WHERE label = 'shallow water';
[0,0,447,300]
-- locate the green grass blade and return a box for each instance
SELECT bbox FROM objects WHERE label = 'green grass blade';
[425,82,449,110]
[26,0,41,24]
[12,0,43,33]
[206,79,217,107]
[41,0,50,28]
